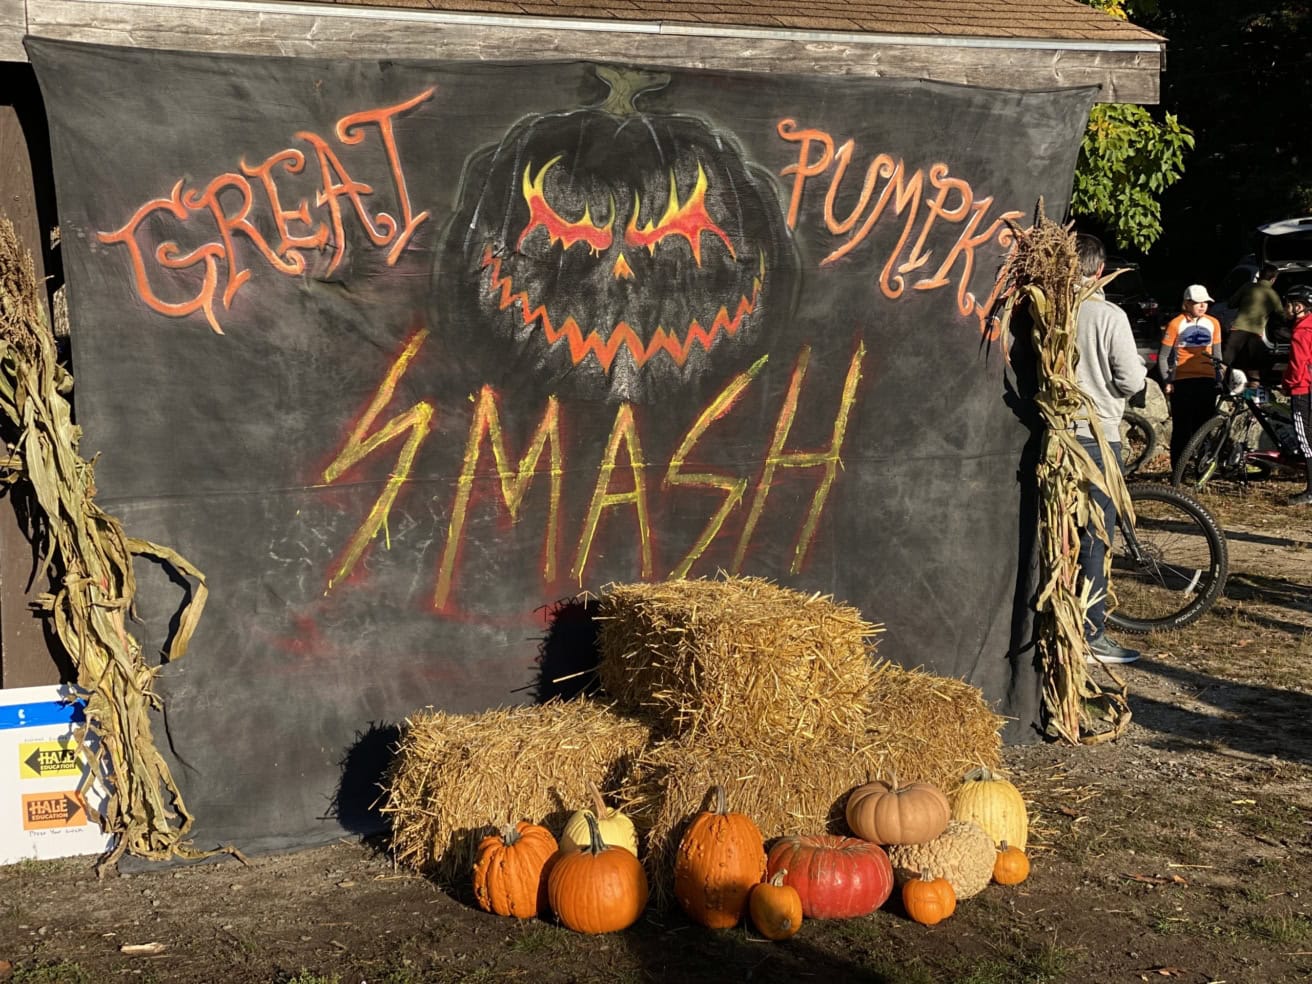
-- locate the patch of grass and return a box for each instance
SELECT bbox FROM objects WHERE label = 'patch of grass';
[509,922,571,955]
[11,962,93,984]
[278,973,340,984]
[1244,913,1312,944]
[1152,915,1194,936]
[957,928,1080,984]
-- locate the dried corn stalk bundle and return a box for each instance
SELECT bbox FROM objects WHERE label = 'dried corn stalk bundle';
[596,575,880,743]
[993,204,1132,744]
[0,218,220,869]
[623,659,1003,907]
[382,700,651,883]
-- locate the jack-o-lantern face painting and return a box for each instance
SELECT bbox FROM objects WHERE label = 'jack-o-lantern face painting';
[436,66,797,404]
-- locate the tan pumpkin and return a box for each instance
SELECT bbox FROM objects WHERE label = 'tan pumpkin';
[845,776,951,845]
[901,870,956,926]
[950,767,1029,851]
[749,869,803,941]
[888,819,996,900]
[547,813,648,934]
[560,781,638,857]
[992,841,1030,885]
[471,820,559,918]
[674,784,766,929]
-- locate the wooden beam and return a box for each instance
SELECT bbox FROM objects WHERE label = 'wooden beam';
[22,0,1161,103]
[0,0,23,62]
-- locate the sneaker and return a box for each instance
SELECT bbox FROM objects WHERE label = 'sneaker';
[1086,634,1142,664]
[1288,490,1312,506]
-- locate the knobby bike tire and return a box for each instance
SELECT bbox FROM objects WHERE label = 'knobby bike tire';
[1119,409,1158,476]
[1106,482,1228,634]
[1171,414,1239,492]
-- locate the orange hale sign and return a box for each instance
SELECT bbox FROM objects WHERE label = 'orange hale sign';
[21,792,89,831]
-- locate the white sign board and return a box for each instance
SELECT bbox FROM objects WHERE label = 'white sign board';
[1,684,113,865]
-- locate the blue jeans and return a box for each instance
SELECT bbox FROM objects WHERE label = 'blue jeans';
[1077,436,1121,641]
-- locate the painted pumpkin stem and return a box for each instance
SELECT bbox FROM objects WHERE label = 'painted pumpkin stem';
[595,65,671,117]
[587,780,610,821]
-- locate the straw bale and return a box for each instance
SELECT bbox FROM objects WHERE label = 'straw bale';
[383,700,651,883]
[862,661,1005,792]
[596,576,880,743]
[622,660,1003,907]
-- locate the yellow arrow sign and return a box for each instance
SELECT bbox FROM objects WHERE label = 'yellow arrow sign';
[18,741,81,780]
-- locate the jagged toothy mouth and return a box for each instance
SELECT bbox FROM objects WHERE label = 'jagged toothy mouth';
[480,247,762,373]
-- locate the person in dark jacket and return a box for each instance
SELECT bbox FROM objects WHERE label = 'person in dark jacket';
[1280,284,1312,505]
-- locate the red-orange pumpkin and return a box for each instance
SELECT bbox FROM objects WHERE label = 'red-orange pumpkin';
[765,834,893,919]
[471,820,559,918]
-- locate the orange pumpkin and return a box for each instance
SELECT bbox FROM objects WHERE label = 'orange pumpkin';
[901,870,956,926]
[472,820,559,918]
[992,841,1030,885]
[674,785,766,928]
[547,813,648,934]
[749,869,803,941]
[845,777,951,845]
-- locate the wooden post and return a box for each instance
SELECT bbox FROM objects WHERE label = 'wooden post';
[1,62,62,687]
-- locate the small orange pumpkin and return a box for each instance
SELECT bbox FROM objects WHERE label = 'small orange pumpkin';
[901,870,956,926]
[471,820,558,918]
[674,784,766,928]
[547,813,648,934]
[992,841,1030,885]
[845,775,951,845]
[749,869,803,941]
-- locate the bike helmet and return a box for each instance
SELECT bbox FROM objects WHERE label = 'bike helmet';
[1283,284,1312,307]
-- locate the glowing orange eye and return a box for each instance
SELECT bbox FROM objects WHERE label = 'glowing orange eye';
[624,164,735,266]
[517,157,614,253]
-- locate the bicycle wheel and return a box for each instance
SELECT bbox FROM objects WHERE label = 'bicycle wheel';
[1171,414,1242,493]
[1119,409,1158,476]
[1107,483,1228,633]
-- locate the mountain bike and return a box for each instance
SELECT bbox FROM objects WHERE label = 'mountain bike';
[1119,408,1158,476]
[1171,372,1306,494]
[1106,482,1228,633]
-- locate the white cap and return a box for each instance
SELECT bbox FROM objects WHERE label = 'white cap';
[1183,284,1214,303]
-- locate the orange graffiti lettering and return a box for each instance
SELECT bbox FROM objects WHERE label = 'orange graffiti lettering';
[99,88,435,334]
[777,119,1022,336]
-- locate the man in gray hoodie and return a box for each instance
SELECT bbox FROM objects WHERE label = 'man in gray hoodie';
[1074,233,1148,664]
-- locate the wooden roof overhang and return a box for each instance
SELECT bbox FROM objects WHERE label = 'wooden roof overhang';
[1,0,1163,103]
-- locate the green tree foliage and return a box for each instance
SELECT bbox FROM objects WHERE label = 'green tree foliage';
[1072,105,1193,253]
[1072,0,1190,253]
[1076,0,1310,277]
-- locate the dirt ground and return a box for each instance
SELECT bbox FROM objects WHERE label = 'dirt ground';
[3,470,1311,984]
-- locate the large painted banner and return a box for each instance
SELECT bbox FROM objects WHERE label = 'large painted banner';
[28,39,1094,852]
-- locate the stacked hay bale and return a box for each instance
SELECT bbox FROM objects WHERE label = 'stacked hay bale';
[597,576,1003,905]
[384,701,651,882]
[383,574,1003,901]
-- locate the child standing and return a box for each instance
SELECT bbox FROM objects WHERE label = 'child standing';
[1281,285,1312,505]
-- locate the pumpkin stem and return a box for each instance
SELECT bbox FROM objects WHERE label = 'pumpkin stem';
[582,811,609,856]
[999,840,1010,853]
[501,823,520,846]
[587,780,610,820]
[595,65,671,117]
[711,784,727,815]
[770,869,788,888]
